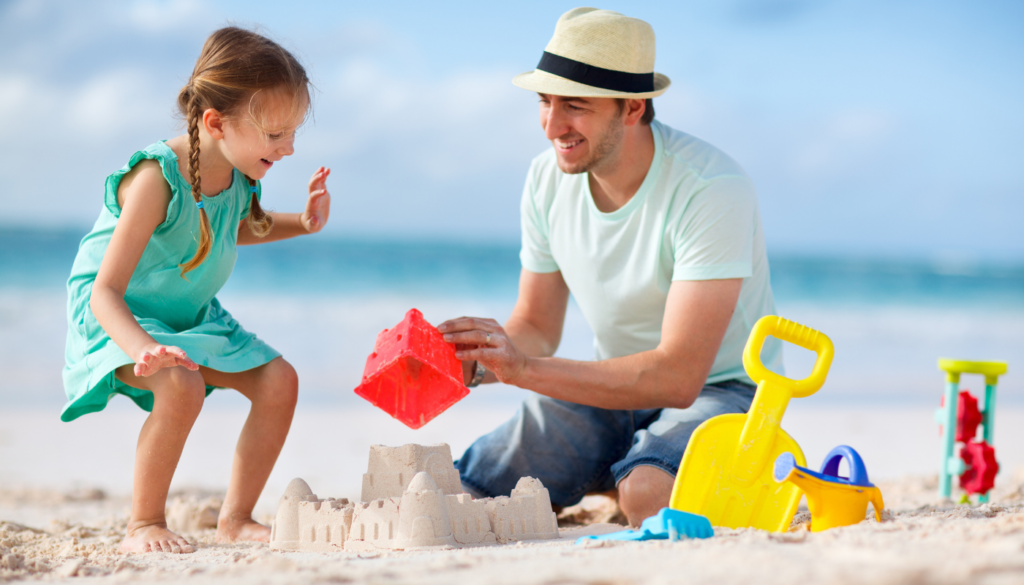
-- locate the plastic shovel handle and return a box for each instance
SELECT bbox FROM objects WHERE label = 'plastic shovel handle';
[743,316,834,398]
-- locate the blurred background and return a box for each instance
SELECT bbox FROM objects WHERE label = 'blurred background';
[0,0,1021,505]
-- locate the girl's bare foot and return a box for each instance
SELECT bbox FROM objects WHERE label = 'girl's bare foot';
[121,522,195,554]
[216,517,271,543]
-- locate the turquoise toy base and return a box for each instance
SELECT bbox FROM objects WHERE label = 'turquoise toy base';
[575,508,714,544]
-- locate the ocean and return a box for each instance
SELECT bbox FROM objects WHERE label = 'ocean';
[1,226,1021,500]
[2,226,1021,409]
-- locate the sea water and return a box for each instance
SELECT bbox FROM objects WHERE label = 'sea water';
[1,228,1021,500]
[3,227,1020,408]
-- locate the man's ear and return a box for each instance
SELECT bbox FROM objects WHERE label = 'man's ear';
[203,108,226,140]
[623,98,646,126]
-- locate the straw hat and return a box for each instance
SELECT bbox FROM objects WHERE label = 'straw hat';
[513,7,670,99]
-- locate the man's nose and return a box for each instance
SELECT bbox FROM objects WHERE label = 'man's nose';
[542,107,569,141]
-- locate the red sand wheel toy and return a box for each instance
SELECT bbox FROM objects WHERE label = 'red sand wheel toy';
[935,359,1007,504]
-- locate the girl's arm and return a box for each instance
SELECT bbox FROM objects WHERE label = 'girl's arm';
[238,167,331,245]
[90,160,199,377]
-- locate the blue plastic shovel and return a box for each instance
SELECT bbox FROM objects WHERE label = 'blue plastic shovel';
[575,508,714,544]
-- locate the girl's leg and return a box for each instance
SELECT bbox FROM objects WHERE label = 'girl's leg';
[115,364,207,554]
[199,357,298,543]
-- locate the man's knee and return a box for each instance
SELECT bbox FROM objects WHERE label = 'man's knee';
[617,465,676,527]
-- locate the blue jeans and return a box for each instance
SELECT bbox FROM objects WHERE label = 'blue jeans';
[455,379,756,508]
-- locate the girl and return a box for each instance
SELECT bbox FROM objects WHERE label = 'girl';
[62,27,329,554]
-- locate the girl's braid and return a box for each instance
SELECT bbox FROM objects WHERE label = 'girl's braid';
[179,90,214,277]
[244,175,273,237]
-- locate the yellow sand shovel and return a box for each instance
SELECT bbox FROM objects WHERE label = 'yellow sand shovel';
[668,316,834,532]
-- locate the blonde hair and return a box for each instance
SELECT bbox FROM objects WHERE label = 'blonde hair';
[175,27,310,277]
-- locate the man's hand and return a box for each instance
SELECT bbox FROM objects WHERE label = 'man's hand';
[300,166,331,233]
[438,317,529,385]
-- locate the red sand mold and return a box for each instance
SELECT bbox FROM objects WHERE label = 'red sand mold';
[354,309,469,429]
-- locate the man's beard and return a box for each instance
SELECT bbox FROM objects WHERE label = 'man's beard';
[555,118,624,175]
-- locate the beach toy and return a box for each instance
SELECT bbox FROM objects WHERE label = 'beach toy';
[575,508,713,544]
[669,316,834,532]
[773,446,884,532]
[354,309,468,429]
[934,359,1007,503]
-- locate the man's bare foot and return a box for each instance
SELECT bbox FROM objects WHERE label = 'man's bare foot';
[120,522,195,554]
[216,518,271,544]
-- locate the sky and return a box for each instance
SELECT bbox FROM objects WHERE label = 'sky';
[0,0,1021,261]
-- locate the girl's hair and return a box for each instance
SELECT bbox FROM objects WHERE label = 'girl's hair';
[175,27,310,277]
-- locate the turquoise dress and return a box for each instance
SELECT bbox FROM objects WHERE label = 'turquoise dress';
[61,142,281,422]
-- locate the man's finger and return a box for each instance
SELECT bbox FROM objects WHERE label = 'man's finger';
[454,347,495,361]
[438,317,497,333]
[444,331,496,346]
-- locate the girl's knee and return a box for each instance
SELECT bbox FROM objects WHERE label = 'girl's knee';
[155,367,207,419]
[260,358,299,407]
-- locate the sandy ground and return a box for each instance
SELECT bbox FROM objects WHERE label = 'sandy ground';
[3,404,1024,584]
[2,470,1024,583]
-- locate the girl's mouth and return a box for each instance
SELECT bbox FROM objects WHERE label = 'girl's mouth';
[261,158,273,169]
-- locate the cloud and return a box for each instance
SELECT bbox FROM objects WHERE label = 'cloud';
[791,109,895,181]
[127,0,202,32]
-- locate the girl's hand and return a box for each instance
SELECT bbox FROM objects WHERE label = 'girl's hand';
[134,344,199,377]
[301,166,331,233]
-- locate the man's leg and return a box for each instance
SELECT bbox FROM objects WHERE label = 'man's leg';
[617,465,677,527]
[612,380,757,526]
[456,394,635,508]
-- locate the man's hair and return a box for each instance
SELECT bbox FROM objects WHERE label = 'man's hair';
[615,98,655,125]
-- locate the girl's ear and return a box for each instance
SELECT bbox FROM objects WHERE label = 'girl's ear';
[202,108,226,140]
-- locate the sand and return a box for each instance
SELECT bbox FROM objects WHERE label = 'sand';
[1,469,1023,584]
[3,404,1024,583]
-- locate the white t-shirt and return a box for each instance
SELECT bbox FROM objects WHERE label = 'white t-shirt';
[519,120,783,386]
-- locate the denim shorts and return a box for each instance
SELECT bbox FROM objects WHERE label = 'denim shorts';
[455,379,756,508]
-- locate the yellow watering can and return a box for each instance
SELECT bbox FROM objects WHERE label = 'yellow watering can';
[669,316,834,532]
[774,446,885,532]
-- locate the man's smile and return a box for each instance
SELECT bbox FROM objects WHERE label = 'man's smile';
[554,138,585,152]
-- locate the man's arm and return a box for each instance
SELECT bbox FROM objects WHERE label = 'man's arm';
[441,277,742,410]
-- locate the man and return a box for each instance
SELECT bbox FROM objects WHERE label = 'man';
[438,7,782,527]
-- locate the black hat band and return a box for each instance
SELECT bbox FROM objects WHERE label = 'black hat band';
[536,51,655,94]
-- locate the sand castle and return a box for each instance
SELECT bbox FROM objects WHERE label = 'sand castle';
[270,443,559,552]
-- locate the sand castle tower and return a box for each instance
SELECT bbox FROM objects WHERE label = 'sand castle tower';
[484,476,560,542]
[395,472,458,549]
[270,478,320,550]
[361,444,462,500]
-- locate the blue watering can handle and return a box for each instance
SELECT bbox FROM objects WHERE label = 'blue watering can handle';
[820,445,871,487]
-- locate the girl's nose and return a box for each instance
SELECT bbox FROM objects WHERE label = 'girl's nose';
[279,138,295,157]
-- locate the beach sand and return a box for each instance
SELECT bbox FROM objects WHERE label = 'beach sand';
[3,404,1024,583]
[2,472,1024,584]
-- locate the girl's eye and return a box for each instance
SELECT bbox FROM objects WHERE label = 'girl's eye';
[268,133,284,140]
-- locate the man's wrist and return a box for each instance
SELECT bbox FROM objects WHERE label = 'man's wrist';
[508,355,535,388]
[467,361,487,388]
